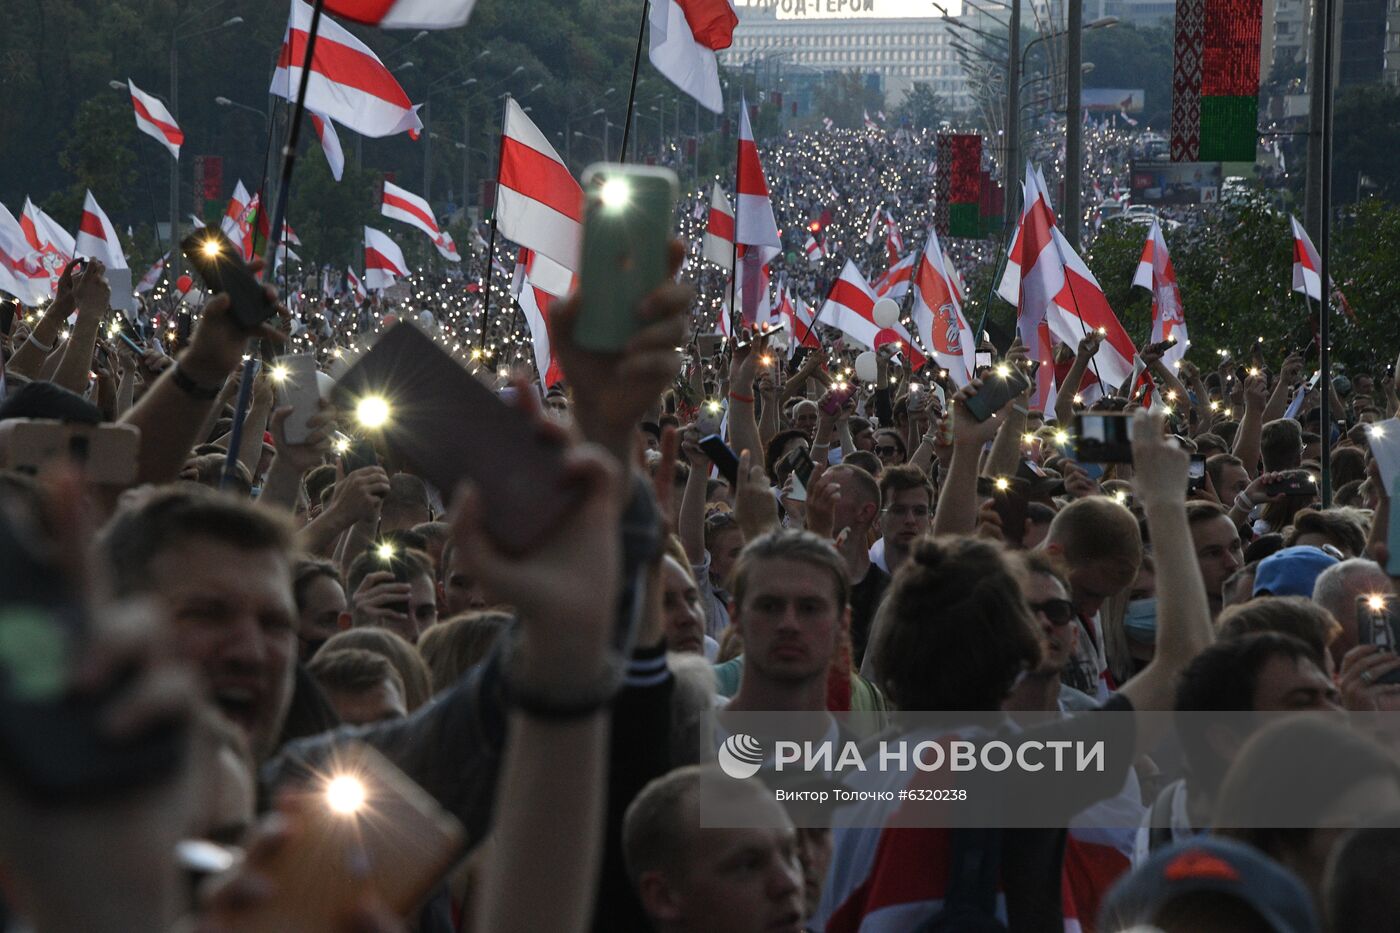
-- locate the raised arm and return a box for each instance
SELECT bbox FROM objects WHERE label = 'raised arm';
[724,340,765,461]
[677,428,709,565]
[1055,332,1102,426]
[1230,372,1269,476]
[931,377,1010,538]
[51,261,109,395]
[6,263,76,379]
[1262,353,1303,423]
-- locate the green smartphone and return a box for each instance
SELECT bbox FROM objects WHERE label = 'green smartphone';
[576,163,678,352]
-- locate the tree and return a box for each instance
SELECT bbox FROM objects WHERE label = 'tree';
[811,72,886,130]
[1332,85,1400,206]
[1079,24,1174,129]
[897,83,947,132]
[54,95,140,225]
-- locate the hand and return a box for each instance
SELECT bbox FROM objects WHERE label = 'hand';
[351,570,413,631]
[1061,460,1100,499]
[1243,373,1268,409]
[448,435,625,689]
[1076,330,1104,362]
[139,347,174,379]
[180,258,287,386]
[728,335,767,396]
[1178,360,1201,383]
[550,240,691,459]
[734,449,780,541]
[72,259,111,317]
[327,466,390,524]
[1338,645,1400,711]
[975,498,1005,542]
[269,401,335,474]
[1280,353,1304,386]
[949,378,1008,450]
[1129,409,1189,509]
[679,426,708,469]
[804,465,841,541]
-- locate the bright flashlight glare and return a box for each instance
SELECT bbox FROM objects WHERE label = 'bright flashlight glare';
[1054,430,1070,446]
[599,178,631,210]
[1210,400,1221,410]
[994,477,1010,491]
[1247,367,1261,377]
[995,364,1011,377]
[376,542,395,561]
[1072,394,1083,405]
[356,396,390,428]
[1369,594,1388,612]
[201,239,222,258]
[760,354,774,366]
[1022,433,1037,445]
[706,400,722,413]
[270,364,289,382]
[1371,425,1386,438]
[325,775,367,815]
[1112,490,1128,504]
[333,437,350,454]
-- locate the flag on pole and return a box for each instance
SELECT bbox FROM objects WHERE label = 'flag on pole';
[364,226,408,289]
[872,252,914,300]
[803,232,826,264]
[912,225,977,385]
[282,222,302,247]
[271,0,423,139]
[127,80,184,158]
[517,275,566,387]
[496,97,582,271]
[648,0,737,114]
[75,191,128,269]
[864,203,883,244]
[380,180,457,259]
[734,95,780,326]
[220,181,251,250]
[136,253,168,293]
[1289,215,1356,322]
[883,210,904,265]
[324,0,478,28]
[779,285,821,350]
[702,181,735,270]
[20,198,75,295]
[942,250,966,304]
[1132,218,1188,367]
[513,246,572,298]
[346,266,368,303]
[0,203,49,306]
[309,111,345,181]
[818,259,926,368]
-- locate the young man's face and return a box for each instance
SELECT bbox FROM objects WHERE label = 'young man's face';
[443,547,489,616]
[297,573,346,661]
[150,537,297,762]
[879,486,931,565]
[652,825,805,933]
[1251,654,1341,711]
[1066,557,1136,620]
[399,573,439,643]
[1025,571,1078,673]
[324,676,407,726]
[1190,514,1244,613]
[708,526,745,590]
[1217,462,1250,500]
[661,557,707,655]
[735,558,844,688]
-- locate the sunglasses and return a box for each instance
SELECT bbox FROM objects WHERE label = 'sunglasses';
[1028,599,1076,627]
[875,445,900,456]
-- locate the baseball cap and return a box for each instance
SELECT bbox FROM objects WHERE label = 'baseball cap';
[1099,837,1319,933]
[1252,545,1339,598]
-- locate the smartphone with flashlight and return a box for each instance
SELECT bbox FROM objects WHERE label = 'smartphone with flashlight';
[273,352,321,445]
[576,163,679,352]
[964,366,1031,422]
[820,384,856,417]
[978,475,1031,547]
[1262,470,1318,498]
[234,743,464,931]
[180,230,277,330]
[1187,453,1207,493]
[331,322,583,556]
[699,434,740,486]
[1357,595,1400,684]
[341,437,379,475]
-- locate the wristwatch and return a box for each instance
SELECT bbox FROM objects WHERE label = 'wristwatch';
[503,637,625,720]
[169,362,224,400]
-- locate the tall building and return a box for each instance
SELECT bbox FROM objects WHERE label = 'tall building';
[724,1,974,112]
[1388,0,1400,85]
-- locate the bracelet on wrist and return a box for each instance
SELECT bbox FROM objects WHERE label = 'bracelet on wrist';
[25,332,56,353]
[169,362,225,400]
[729,391,754,404]
[1233,491,1255,513]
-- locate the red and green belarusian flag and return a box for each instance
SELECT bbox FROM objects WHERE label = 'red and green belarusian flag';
[1170,0,1263,162]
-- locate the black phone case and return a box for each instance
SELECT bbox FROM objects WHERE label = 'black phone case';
[699,434,740,485]
[965,369,1030,422]
[180,231,276,330]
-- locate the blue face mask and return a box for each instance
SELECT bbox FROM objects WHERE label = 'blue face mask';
[1123,597,1158,643]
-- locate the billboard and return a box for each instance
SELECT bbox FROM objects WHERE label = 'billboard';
[1130,160,1222,204]
[736,0,940,19]
[1082,89,1145,113]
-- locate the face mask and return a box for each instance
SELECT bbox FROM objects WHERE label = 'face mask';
[1123,597,1158,644]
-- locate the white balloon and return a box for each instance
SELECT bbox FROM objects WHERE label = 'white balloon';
[872,297,901,328]
[854,350,878,383]
[418,310,436,329]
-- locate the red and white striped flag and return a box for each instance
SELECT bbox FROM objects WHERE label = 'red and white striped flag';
[0,204,47,306]
[864,203,883,244]
[942,250,966,304]
[702,181,735,270]
[778,284,820,351]
[75,191,128,269]
[517,275,565,387]
[434,231,462,263]
[1289,215,1356,321]
[309,111,345,181]
[346,266,368,303]
[364,226,409,290]
[804,232,825,264]
[127,80,184,159]
[324,0,477,28]
[862,110,878,130]
[912,224,977,385]
[220,181,251,250]
[883,210,903,265]
[282,222,302,247]
[496,98,582,271]
[21,198,75,296]
[735,97,780,259]
[380,180,456,259]
[512,246,573,298]
[271,0,423,139]
[647,0,736,114]
[873,252,914,300]
[818,259,926,369]
[136,253,168,293]
[1132,218,1188,367]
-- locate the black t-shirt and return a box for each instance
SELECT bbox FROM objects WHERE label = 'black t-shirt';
[849,563,891,667]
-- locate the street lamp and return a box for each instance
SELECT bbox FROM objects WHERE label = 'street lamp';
[214,96,267,119]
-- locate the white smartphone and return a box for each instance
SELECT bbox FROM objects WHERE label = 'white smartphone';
[275,353,321,444]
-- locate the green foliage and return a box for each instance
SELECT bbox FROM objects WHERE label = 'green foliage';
[285,150,380,270]
[811,73,886,130]
[53,95,141,223]
[896,83,948,132]
[1079,24,1174,129]
[1333,85,1400,206]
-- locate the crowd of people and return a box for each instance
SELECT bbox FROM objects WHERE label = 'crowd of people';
[3,121,1400,933]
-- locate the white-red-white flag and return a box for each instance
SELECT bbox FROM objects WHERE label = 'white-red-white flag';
[1288,214,1356,320]
[20,198,75,296]
[883,210,903,265]
[0,203,48,306]
[513,246,572,298]
[804,233,826,264]
[136,253,168,293]
[779,284,820,351]
[864,203,883,244]
[282,222,302,247]
[127,80,184,159]
[942,250,966,304]
[220,181,251,249]
[347,266,368,303]
[434,231,462,263]
[324,0,477,28]
[735,97,780,258]
[702,181,735,270]
[309,111,345,181]
[912,225,977,386]
[75,191,128,270]
[648,0,736,114]
[380,179,460,261]
[1132,218,1188,367]
[818,259,926,368]
[496,98,581,271]
[517,275,565,387]
[272,0,423,139]
[873,252,914,300]
[364,226,409,290]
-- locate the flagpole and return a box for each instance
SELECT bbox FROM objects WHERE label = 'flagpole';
[1317,0,1336,507]
[223,0,327,490]
[617,0,650,162]
[480,97,509,350]
[729,104,742,336]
